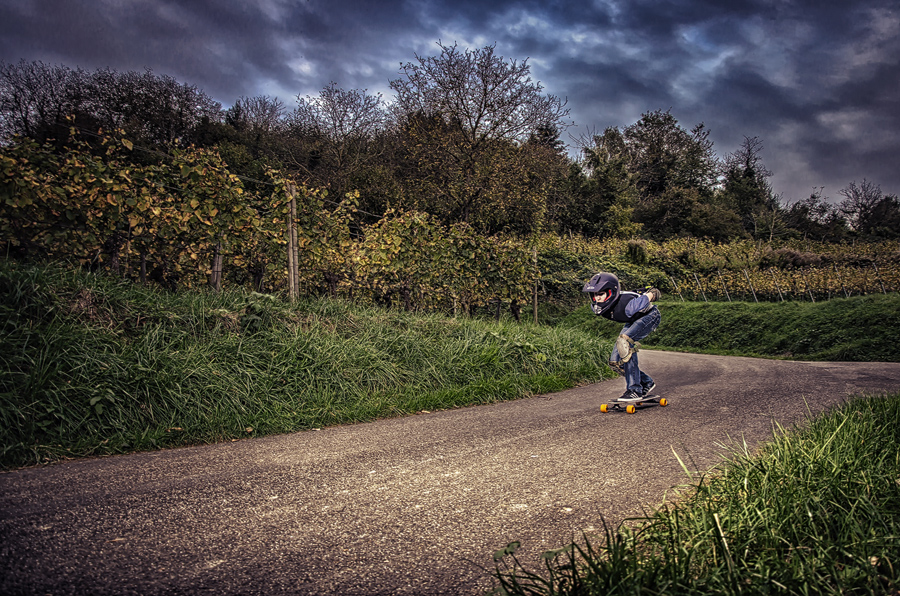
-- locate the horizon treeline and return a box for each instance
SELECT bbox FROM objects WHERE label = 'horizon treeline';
[2,47,899,243]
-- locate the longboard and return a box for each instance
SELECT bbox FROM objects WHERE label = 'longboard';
[600,394,668,414]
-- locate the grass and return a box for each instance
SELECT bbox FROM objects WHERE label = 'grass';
[0,261,614,469]
[4,261,900,594]
[492,393,900,595]
[559,295,900,362]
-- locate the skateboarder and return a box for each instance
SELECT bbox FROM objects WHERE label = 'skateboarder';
[582,272,661,402]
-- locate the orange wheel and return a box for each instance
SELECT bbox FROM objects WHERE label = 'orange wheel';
[659,398,668,407]
[600,404,608,413]
[626,404,636,414]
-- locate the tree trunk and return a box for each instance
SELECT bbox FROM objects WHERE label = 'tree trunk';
[509,299,521,323]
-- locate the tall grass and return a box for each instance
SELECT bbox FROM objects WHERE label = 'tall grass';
[493,393,900,595]
[0,262,614,469]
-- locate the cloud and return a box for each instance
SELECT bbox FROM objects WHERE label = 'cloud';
[1,0,898,201]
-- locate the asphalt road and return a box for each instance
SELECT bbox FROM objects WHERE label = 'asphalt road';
[2,351,899,596]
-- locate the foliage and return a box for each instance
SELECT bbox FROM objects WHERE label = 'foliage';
[3,130,896,320]
[5,57,899,243]
[389,42,570,234]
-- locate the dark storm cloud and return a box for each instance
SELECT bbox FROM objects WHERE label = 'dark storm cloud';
[1,0,898,201]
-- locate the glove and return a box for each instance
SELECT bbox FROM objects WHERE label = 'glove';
[642,286,661,302]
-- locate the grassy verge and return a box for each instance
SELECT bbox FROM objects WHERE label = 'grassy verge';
[560,295,900,361]
[0,262,614,469]
[493,392,900,595]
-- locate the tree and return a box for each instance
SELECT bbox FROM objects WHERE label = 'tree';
[839,179,900,239]
[719,136,779,237]
[0,60,90,143]
[623,110,717,202]
[863,195,900,239]
[287,83,386,200]
[93,67,222,150]
[389,42,570,234]
[568,127,641,238]
[0,61,222,151]
[619,110,724,237]
[225,95,286,134]
[783,189,849,242]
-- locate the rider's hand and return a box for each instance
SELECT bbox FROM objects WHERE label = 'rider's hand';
[643,287,660,302]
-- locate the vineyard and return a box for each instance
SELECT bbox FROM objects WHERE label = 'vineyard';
[2,131,898,319]
[537,235,900,308]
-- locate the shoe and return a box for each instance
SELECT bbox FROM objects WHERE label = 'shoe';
[641,383,656,396]
[616,390,643,403]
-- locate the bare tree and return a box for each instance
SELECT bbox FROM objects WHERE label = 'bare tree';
[225,95,286,134]
[839,179,900,238]
[0,60,90,142]
[286,83,386,194]
[0,61,222,148]
[839,179,883,230]
[390,42,570,150]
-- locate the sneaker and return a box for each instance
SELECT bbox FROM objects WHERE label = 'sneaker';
[641,383,657,396]
[616,390,643,402]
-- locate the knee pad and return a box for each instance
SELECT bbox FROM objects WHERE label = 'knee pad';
[608,358,625,376]
[616,334,639,363]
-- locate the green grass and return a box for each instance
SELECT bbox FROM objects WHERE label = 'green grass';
[560,295,900,361]
[0,261,614,469]
[5,262,900,594]
[492,393,900,595]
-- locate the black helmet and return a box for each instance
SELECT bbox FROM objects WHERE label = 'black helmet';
[582,272,620,315]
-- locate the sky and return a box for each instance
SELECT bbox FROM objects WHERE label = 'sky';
[1,0,898,204]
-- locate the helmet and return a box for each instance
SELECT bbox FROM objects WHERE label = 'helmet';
[582,272,620,316]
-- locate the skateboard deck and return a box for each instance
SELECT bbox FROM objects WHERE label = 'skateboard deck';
[600,394,668,414]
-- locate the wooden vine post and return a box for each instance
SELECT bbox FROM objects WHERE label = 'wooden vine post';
[717,269,731,302]
[742,269,758,302]
[834,264,849,298]
[771,270,785,302]
[210,240,223,292]
[669,276,684,301]
[286,182,300,302]
[692,272,707,302]
[801,269,815,302]
[873,263,887,294]
[533,248,539,325]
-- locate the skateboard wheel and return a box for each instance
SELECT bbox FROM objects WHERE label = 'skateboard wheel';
[659,398,668,407]
[600,404,608,413]
[626,404,636,414]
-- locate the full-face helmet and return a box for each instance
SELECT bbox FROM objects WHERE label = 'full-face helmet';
[582,272,620,316]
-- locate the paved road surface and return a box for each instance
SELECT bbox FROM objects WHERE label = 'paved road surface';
[2,351,899,595]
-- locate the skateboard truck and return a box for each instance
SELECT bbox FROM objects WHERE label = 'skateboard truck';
[600,394,668,414]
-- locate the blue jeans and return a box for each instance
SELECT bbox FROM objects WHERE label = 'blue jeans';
[609,306,660,395]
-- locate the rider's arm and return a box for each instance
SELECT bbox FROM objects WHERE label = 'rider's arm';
[624,294,651,317]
